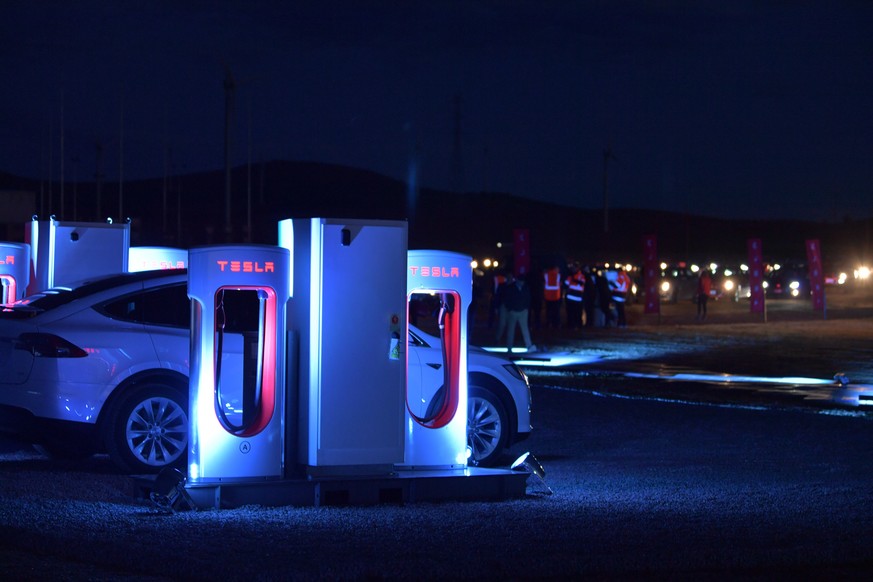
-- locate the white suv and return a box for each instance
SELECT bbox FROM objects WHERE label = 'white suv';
[0,270,531,473]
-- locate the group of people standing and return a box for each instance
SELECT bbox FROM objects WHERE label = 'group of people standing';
[549,262,633,330]
[489,261,634,352]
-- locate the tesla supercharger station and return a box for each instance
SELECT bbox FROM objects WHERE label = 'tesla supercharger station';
[128,246,187,272]
[187,245,291,483]
[25,217,129,295]
[401,250,471,469]
[279,218,407,476]
[0,242,30,305]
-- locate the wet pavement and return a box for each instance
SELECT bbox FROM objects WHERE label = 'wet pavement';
[472,283,873,411]
[2,283,873,578]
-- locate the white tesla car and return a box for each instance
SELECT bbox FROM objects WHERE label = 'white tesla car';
[0,270,531,473]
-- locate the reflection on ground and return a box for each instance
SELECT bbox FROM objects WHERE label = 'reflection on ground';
[472,286,873,412]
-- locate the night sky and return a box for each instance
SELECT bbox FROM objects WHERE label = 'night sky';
[2,1,872,221]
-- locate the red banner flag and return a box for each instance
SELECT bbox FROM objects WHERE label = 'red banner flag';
[805,239,826,311]
[642,235,660,314]
[747,238,765,313]
[513,228,530,278]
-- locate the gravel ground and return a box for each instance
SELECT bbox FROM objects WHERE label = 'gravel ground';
[2,286,873,580]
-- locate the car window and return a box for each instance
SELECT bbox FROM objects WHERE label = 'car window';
[100,283,190,327]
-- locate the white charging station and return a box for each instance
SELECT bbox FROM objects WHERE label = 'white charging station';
[401,250,471,469]
[0,242,31,305]
[279,218,407,476]
[173,223,528,510]
[25,217,129,295]
[128,246,187,272]
[187,245,291,483]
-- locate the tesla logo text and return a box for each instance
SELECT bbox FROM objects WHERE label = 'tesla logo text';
[409,266,460,278]
[216,260,275,273]
[137,260,185,270]
[0,255,14,265]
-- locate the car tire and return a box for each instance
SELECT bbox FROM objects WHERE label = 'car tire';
[467,386,508,467]
[103,382,189,474]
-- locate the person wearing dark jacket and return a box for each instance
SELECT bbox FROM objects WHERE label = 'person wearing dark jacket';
[502,275,537,353]
[596,268,614,327]
[583,265,598,327]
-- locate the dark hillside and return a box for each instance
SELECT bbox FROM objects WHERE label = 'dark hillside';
[2,161,870,269]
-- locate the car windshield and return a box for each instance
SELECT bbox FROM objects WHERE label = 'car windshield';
[0,269,188,318]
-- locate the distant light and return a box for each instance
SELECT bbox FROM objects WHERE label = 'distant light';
[724,280,735,291]
[690,264,700,273]
[773,263,781,271]
[493,260,499,268]
[625,263,633,271]
[496,242,503,248]
[740,264,749,272]
[763,281,769,289]
[789,281,800,290]
[660,281,671,292]
[483,258,492,268]
[709,262,718,272]
[724,268,734,276]
[660,262,667,270]
[856,266,870,280]
[470,260,478,269]
[838,272,847,284]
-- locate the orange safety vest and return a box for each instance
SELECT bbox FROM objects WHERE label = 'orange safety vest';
[543,267,562,302]
[564,271,584,301]
[612,270,631,302]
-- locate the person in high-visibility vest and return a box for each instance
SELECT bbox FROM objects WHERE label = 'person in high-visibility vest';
[563,263,585,329]
[543,264,562,329]
[610,267,632,328]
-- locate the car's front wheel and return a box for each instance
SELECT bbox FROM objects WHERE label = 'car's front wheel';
[103,382,188,474]
[467,387,508,467]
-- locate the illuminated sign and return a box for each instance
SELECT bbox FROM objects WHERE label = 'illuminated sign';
[134,260,185,270]
[0,255,14,265]
[216,260,275,273]
[408,266,460,278]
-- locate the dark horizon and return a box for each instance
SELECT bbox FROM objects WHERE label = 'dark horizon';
[2,160,870,269]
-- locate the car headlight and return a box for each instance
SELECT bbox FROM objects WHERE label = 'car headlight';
[724,280,735,292]
[660,281,671,293]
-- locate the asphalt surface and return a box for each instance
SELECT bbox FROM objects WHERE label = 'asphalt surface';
[1,384,872,580]
[1,284,873,580]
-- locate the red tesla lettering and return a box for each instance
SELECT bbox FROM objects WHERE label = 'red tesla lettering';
[215,259,275,273]
[409,265,461,277]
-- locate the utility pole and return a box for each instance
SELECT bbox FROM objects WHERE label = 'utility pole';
[95,141,104,220]
[119,97,124,219]
[60,91,64,218]
[451,94,464,194]
[224,67,235,242]
[602,145,618,234]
